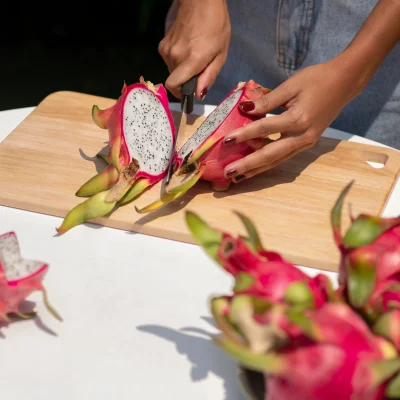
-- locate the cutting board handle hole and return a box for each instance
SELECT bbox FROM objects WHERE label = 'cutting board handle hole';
[362,151,388,169]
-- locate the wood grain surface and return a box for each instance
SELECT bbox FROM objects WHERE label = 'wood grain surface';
[0,90,399,271]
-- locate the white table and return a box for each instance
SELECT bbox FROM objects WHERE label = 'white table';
[0,104,399,400]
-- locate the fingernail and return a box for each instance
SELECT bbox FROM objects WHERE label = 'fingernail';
[233,174,246,183]
[200,87,208,101]
[225,169,237,178]
[239,101,255,112]
[223,137,236,146]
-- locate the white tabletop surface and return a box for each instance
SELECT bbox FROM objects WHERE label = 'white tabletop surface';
[0,103,399,400]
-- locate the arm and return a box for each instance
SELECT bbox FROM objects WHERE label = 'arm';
[159,0,230,100]
[339,0,400,97]
[222,0,400,182]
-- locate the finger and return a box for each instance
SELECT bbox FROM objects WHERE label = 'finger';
[238,81,295,115]
[158,37,176,72]
[224,134,307,179]
[223,111,300,145]
[165,54,211,99]
[195,52,227,101]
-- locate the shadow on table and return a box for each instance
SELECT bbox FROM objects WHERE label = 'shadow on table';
[0,300,58,338]
[137,316,244,400]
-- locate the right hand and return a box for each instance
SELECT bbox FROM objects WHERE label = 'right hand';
[159,0,231,100]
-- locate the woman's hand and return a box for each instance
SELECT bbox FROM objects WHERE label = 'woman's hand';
[158,0,231,100]
[222,55,365,183]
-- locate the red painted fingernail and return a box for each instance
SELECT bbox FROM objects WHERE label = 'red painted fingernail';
[200,87,208,101]
[239,101,255,112]
[223,137,236,146]
[225,169,237,178]
[234,174,246,183]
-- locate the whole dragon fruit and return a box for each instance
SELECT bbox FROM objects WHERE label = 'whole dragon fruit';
[215,299,400,400]
[185,210,333,309]
[331,181,400,323]
[185,210,334,353]
[56,77,176,234]
[135,80,280,214]
[185,210,400,399]
[0,231,62,323]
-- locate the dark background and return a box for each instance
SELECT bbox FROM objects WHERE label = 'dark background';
[0,1,174,111]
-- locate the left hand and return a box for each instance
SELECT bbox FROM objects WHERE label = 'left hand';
[222,55,365,183]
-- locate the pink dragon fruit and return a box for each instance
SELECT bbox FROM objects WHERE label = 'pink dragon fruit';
[185,210,334,353]
[215,299,400,400]
[185,210,333,309]
[135,80,280,213]
[56,77,176,234]
[0,231,62,323]
[331,181,400,323]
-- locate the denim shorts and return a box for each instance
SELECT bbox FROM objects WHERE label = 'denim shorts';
[166,0,400,149]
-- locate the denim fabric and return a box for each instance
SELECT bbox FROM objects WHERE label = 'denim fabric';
[166,0,400,149]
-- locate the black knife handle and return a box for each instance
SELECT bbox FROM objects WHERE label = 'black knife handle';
[181,74,199,114]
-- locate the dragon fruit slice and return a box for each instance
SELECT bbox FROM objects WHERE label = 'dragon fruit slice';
[135,80,280,214]
[0,232,62,322]
[331,181,400,322]
[56,77,176,234]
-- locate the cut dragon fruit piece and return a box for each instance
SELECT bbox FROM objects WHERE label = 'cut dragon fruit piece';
[56,77,176,234]
[136,80,280,214]
[0,232,61,322]
[0,232,47,284]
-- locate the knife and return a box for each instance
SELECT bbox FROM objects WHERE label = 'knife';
[161,74,199,194]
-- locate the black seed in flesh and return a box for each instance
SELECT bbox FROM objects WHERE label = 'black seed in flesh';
[122,88,173,176]
[0,233,44,281]
[178,88,243,160]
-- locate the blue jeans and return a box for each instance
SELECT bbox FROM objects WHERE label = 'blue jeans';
[167,0,400,149]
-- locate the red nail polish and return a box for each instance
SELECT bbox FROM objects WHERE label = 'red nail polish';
[225,169,237,178]
[224,137,236,146]
[234,174,246,183]
[200,87,208,101]
[239,101,255,112]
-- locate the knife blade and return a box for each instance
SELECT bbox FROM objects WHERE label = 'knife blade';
[161,75,199,194]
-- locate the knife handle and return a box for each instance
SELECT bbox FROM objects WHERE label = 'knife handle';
[181,74,199,114]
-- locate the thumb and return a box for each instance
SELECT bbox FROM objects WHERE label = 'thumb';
[239,81,294,115]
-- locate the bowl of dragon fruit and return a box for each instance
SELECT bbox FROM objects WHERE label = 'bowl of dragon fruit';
[185,181,400,400]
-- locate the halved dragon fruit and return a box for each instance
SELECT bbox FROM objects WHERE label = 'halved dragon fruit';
[56,77,176,234]
[331,181,400,323]
[0,231,62,322]
[136,80,280,214]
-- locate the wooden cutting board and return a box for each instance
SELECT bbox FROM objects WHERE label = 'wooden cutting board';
[0,91,399,271]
